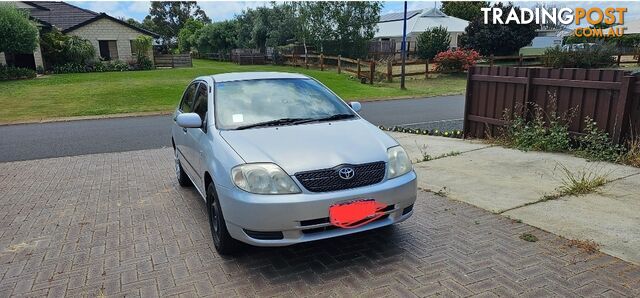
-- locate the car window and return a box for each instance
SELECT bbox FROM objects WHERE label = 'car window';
[180,83,198,113]
[193,83,208,123]
[215,78,355,129]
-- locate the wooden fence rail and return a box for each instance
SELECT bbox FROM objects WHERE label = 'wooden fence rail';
[463,66,640,145]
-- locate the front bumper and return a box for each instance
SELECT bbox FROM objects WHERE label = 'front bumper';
[215,171,417,246]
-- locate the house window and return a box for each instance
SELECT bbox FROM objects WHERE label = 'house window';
[98,40,118,60]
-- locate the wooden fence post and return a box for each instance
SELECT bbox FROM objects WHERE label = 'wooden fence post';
[320,53,324,71]
[387,60,392,82]
[490,54,495,67]
[337,55,342,74]
[617,54,622,67]
[518,54,523,67]
[369,61,375,84]
[523,67,538,121]
[462,66,474,138]
[425,59,429,79]
[305,53,308,69]
[357,58,361,78]
[612,75,635,143]
[292,53,297,67]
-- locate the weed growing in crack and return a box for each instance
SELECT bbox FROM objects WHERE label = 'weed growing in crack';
[414,142,461,163]
[567,239,600,254]
[621,136,640,167]
[555,163,609,197]
[434,186,448,197]
[520,233,538,242]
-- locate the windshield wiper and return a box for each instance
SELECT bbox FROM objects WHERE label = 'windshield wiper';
[235,118,312,130]
[293,113,356,124]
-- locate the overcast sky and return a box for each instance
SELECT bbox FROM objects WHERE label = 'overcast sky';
[70,1,640,23]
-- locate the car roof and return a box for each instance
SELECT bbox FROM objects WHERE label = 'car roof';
[208,72,310,83]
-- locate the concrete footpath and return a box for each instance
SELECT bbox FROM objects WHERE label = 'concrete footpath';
[388,132,640,265]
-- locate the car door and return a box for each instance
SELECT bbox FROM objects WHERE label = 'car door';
[184,82,209,191]
[173,82,198,180]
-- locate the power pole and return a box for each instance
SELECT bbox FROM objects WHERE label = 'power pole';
[400,1,407,90]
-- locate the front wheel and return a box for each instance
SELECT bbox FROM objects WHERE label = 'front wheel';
[207,183,241,255]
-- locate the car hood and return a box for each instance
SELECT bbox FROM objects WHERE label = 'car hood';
[219,119,398,174]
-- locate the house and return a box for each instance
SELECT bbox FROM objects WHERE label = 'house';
[373,8,469,54]
[0,1,158,70]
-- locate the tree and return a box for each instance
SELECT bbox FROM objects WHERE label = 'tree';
[459,3,538,56]
[533,3,568,31]
[440,1,489,21]
[328,1,382,57]
[194,20,237,54]
[0,4,39,53]
[177,19,204,53]
[416,26,450,60]
[146,1,210,48]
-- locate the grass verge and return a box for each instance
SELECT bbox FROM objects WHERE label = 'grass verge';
[0,59,466,123]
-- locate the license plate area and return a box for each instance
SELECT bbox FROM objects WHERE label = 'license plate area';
[329,199,387,229]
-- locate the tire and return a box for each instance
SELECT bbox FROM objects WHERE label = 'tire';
[174,149,191,187]
[206,182,241,255]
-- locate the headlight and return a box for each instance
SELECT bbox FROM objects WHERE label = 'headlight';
[387,146,412,179]
[231,163,301,194]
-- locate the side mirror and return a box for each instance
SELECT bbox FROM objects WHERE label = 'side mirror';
[350,101,362,112]
[176,113,202,128]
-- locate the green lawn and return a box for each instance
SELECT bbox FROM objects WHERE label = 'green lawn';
[0,59,466,123]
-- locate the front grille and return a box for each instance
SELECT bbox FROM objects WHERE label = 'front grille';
[295,162,386,192]
[301,214,390,234]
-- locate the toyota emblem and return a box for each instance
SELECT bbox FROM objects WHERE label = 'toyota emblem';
[338,167,355,180]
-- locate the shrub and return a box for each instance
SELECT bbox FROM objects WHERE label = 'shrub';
[53,60,131,74]
[131,35,154,70]
[575,117,623,162]
[0,65,36,80]
[41,29,95,67]
[543,45,615,69]
[416,26,450,60]
[0,3,39,53]
[502,105,571,152]
[64,36,95,65]
[52,63,89,74]
[433,49,480,73]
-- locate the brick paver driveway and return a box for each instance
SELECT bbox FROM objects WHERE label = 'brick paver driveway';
[1,148,639,297]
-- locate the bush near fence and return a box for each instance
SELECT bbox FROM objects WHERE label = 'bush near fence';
[463,66,640,145]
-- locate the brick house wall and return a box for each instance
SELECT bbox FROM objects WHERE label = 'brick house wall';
[66,18,154,63]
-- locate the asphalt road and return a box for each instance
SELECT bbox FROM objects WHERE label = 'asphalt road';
[0,95,464,162]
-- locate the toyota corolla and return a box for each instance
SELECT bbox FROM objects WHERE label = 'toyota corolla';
[171,72,416,254]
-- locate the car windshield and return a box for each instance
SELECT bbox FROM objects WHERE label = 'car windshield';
[215,78,356,130]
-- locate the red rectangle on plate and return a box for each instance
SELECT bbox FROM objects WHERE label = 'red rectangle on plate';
[329,199,387,229]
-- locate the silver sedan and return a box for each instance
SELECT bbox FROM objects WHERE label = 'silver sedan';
[171,72,416,254]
